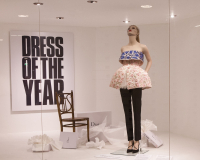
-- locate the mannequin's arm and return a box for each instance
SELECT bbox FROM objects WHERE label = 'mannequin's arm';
[119,47,124,64]
[142,45,152,73]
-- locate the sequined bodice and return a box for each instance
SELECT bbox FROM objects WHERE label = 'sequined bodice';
[119,50,144,66]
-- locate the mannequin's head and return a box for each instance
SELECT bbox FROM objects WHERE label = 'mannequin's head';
[127,25,140,43]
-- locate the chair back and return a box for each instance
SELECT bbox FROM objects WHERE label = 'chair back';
[55,90,75,120]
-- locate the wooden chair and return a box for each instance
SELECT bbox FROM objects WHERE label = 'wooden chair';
[55,90,90,142]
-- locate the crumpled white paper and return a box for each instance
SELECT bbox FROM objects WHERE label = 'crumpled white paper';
[140,119,157,148]
[86,137,105,149]
[78,116,158,148]
[28,134,63,151]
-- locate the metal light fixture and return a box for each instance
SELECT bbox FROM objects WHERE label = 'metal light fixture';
[56,17,64,19]
[171,14,177,18]
[33,2,43,5]
[123,20,130,23]
[87,1,98,3]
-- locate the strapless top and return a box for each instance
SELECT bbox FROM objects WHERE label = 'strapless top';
[119,50,144,66]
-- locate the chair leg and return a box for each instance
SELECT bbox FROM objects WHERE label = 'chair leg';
[87,119,90,142]
[61,122,63,132]
[73,121,75,132]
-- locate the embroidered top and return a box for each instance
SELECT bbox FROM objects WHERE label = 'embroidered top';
[119,50,144,66]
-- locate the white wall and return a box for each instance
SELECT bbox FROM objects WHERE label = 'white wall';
[0,23,96,133]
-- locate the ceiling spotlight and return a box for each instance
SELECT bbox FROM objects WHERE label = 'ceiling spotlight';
[0,39,3,41]
[171,14,177,18]
[123,20,130,23]
[33,2,43,5]
[56,17,64,19]
[87,1,98,3]
[18,15,29,17]
[141,5,152,8]
[195,25,200,27]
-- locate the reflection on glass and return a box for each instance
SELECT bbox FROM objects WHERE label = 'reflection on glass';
[40,0,170,159]
[2,0,191,159]
[170,0,200,159]
[0,0,43,159]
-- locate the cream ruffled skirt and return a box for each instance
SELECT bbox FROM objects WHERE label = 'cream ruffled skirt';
[109,63,152,90]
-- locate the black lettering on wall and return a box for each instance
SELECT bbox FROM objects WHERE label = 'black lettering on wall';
[23,80,33,106]
[32,58,38,79]
[31,36,40,57]
[35,80,41,105]
[58,58,64,78]
[21,35,65,107]
[22,36,31,56]
[43,80,53,105]
[47,37,55,57]
[55,37,63,57]
[54,80,64,104]
[41,58,48,79]
[22,57,31,79]
[49,58,57,79]
[40,36,46,57]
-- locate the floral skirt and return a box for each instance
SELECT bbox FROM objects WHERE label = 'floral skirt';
[109,63,152,90]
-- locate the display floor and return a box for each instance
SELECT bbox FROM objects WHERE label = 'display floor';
[0,130,199,160]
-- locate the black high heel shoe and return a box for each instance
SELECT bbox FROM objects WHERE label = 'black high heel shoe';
[132,140,140,153]
[127,140,134,153]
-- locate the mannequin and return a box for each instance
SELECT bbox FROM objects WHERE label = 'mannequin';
[109,25,152,153]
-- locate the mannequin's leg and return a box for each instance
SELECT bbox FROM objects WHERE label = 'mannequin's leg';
[120,88,133,141]
[131,88,142,141]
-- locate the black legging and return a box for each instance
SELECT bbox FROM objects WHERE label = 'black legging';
[120,88,142,141]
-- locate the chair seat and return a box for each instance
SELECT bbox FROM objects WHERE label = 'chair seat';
[62,117,89,121]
